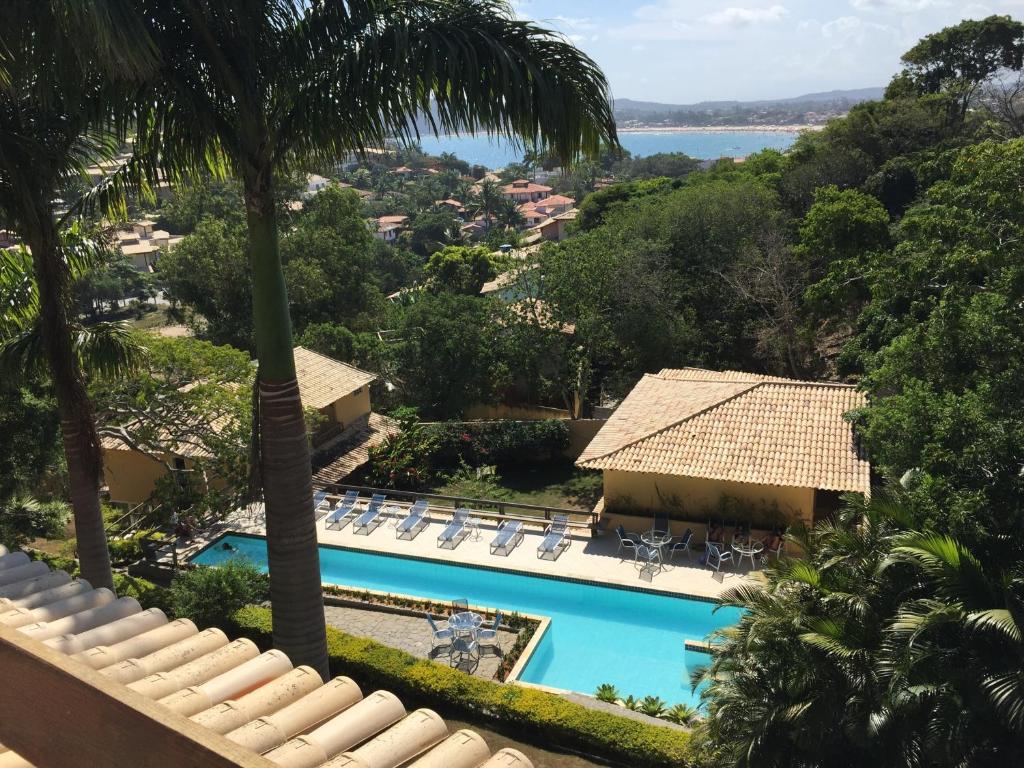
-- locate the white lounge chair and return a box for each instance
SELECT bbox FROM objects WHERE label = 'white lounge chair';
[395,500,429,540]
[537,514,571,560]
[437,508,471,549]
[324,490,360,530]
[489,520,524,556]
[353,493,386,535]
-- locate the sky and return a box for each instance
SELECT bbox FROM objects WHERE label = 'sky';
[509,0,1024,103]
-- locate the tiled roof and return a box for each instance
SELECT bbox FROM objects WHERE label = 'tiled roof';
[293,347,376,410]
[500,181,551,194]
[578,369,869,494]
[313,414,399,485]
[0,547,534,768]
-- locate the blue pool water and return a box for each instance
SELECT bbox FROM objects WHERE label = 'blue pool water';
[192,534,740,705]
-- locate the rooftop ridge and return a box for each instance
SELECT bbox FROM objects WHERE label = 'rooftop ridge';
[578,377,761,466]
[656,367,858,389]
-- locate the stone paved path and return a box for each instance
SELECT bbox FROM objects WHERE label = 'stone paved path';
[324,604,518,680]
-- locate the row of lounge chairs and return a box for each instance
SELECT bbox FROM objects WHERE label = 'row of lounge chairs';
[317,491,575,558]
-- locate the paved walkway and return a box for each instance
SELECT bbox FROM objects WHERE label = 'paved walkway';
[323,604,518,680]
[217,503,759,600]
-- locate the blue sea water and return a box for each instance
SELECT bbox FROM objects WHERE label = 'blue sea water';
[193,533,741,706]
[416,130,799,168]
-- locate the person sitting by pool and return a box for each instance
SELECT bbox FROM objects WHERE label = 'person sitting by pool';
[760,529,784,556]
[707,523,724,544]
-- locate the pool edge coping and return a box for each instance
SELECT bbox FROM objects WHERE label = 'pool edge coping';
[191,530,726,606]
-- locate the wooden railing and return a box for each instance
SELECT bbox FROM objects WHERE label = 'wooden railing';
[0,624,274,767]
[316,481,600,535]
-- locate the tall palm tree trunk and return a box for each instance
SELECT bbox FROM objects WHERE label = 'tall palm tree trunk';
[24,203,113,590]
[243,161,329,681]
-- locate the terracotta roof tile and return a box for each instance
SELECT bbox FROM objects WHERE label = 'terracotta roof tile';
[293,347,376,410]
[578,369,869,494]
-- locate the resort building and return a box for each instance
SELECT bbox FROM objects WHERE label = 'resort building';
[101,348,391,505]
[116,219,181,272]
[499,179,551,203]
[578,368,870,529]
[303,173,332,198]
[532,209,577,242]
[372,215,409,243]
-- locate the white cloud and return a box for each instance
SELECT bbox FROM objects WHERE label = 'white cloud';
[703,5,789,26]
[850,0,951,12]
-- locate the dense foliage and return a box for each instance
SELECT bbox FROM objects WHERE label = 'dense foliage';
[696,499,1024,768]
[168,560,269,630]
[366,416,568,489]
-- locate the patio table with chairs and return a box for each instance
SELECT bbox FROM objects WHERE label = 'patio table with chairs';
[424,599,503,671]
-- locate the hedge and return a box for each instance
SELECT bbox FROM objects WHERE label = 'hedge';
[425,420,570,467]
[229,605,692,768]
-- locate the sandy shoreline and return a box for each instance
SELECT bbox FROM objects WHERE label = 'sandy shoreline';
[617,124,821,134]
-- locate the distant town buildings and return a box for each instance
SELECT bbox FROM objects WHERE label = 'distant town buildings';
[500,179,552,203]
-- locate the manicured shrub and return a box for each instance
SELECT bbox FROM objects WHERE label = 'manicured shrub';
[230,605,692,767]
[169,560,268,629]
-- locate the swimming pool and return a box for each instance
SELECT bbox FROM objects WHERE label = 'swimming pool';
[192,533,740,705]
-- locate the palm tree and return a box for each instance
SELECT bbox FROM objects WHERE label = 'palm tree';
[694,497,1024,767]
[0,1,155,589]
[494,196,526,230]
[472,178,505,230]
[131,0,617,678]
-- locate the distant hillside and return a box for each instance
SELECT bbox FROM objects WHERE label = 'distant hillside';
[615,88,885,114]
[615,88,886,127]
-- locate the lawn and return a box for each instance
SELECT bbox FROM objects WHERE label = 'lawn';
[428,460,603,512]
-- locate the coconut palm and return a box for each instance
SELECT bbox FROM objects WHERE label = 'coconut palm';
[471,178,505,230]
[494,196,526,230]
[0,1,155,589]
[130,0,617,677]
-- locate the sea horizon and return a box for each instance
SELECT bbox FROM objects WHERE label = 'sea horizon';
[416,128,800,169]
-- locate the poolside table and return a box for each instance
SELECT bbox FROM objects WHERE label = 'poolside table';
[732,540,764,570]
[449,611,483,639]
[641,530,673,560]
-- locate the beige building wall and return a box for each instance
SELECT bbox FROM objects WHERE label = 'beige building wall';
[103,448,219,506]
[331,387,371,429]
[603,469,816,527]
[103,449,175,506]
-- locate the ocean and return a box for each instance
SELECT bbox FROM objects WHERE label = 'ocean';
[416,130,800,169]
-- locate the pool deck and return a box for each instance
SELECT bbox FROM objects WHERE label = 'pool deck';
[213,505,760,600]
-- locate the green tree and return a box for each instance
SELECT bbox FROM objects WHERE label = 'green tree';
[391,293,506,417]
[847,139,1024,553]
[895,15,1024,116]
[799,186,892,317]
[297,323,356,363]
[0,495,70,551]
[168,560,270,630]
[0,1,155,589]
[471,178,504,230]
[424,245,496,294]
[157,219,254,348]
[155,177,245,233]
[133,0,617,676]
[696,499,1024,767]
[408,210,462,256]
[92,336,254,513]
[0,386,63,504]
